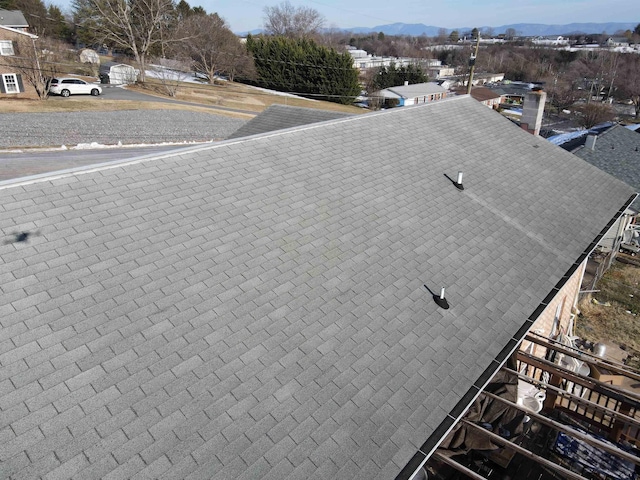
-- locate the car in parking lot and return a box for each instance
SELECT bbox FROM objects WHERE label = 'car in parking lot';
[48,78,102,97]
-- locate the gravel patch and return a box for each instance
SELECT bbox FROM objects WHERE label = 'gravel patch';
[0,110,247,148]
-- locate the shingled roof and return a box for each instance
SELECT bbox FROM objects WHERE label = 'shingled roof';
[227,104,353,140]
[378,82,446,100]
[572,124,640,211]
[0,96,635,480]
[0,9,28,28]
[452,86,502,103]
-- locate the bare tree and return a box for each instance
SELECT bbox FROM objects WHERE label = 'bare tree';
[614,53,640,118]
[263,1,325,39]
[218,37,255,82]
[149,57,190,96]
[574,103,615,128]
[483,27,495,38]
[546,75,581,114]
[72,0,189,83]
[9,34,61,99]
[174,13,253,84]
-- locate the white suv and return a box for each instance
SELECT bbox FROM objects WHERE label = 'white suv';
[49,78,102,97]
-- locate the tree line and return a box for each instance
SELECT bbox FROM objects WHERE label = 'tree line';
[3,0,640,117]
[4,0,362,104]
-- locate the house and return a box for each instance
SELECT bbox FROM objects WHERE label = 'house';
[425,65,455,80]
[0,24,38,97]
[606,36,630,48]
[374,82,447,107]
[228,104,353,140]
[571,124,640,253]
[488,80,538,105]
[545,123,639,296]
[0,9,29,31]
[554,124,640,214]
[451,85,503,108]
[346,46,441,74]
[531,35,570,46]
[437,73,505,89]
[0,96,635,480]
[99,61,138,84]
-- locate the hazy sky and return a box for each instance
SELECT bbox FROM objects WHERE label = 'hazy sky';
[53,0,639,33]
[189,0,639,33]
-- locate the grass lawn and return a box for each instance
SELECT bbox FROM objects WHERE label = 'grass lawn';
[0,77,365,116]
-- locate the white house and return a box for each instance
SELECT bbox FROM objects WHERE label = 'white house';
[375,81,447,107]
[531,35,570,46]
[346,46,443,73]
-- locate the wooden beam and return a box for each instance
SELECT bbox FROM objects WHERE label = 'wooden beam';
[503,367,640,430]
[517,351,640,406]
[460,420,589,480]
[481,391,640,465]
[525,333,640,382]
[432,452,487,480]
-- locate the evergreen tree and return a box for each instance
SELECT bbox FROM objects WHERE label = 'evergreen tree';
[13,0,48,35]
[371,63,428,91]
[246,35,360,104]
[47,5,73,42]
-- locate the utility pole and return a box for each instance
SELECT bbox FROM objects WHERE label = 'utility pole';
[466,33,480,94]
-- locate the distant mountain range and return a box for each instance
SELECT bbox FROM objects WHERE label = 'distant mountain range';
[239,22,637,38]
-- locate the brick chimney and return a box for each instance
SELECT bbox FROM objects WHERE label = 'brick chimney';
[521,88,547,136]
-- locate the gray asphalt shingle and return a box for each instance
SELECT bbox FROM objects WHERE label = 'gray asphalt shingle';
[227,104,352,140]
[573,124,640,210]
[0,96,636,480]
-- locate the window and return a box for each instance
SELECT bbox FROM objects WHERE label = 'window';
[1,74,21,94]
[0,40,15,56]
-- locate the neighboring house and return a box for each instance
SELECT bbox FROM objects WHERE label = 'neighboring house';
[546,123,639,296]
[489,80,538,104]
[439,73,505,89]
[346,46,441,74]
[471,72,505,85]
[425,65,455,79]
[228,104,353,140]
[571,124,640,252]
[375,82,446,107]
[606,37,630,47]
[559,124,640,213]
[452,86,503,108]
[0,24,37,97]
[531,35,570,46]
[0,96,635,480]
[0,9,28,31]
[99,61,138,84]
